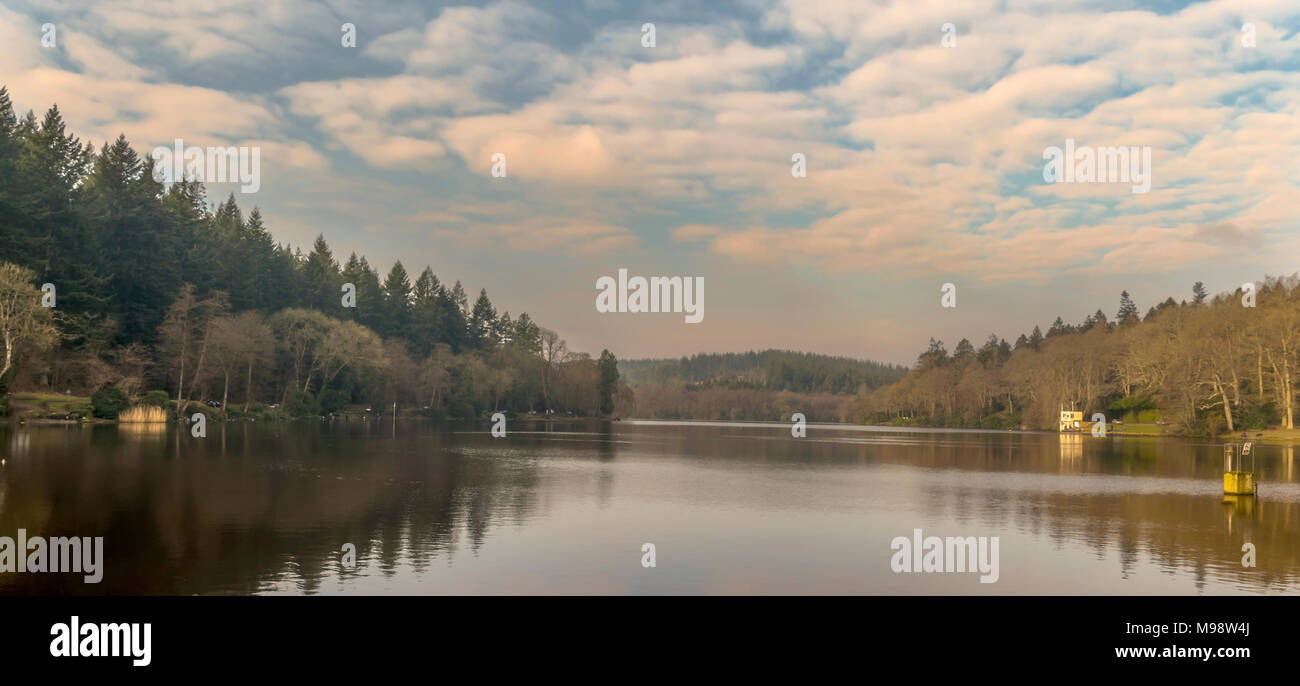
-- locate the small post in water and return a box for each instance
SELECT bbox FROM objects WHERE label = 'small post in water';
[1223,441,1257,496]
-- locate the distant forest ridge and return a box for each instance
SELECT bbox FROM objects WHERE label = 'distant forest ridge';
[618,350,907,394]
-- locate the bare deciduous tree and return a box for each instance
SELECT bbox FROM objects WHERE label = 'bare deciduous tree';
[0,262,58,382]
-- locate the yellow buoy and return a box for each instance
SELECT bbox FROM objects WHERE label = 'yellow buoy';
[1223,442,1257,496]
[1223,470,1255,495]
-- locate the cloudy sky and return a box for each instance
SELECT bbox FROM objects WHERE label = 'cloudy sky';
[2,0,1297,364]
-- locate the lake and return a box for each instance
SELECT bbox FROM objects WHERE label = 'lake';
[1,419,1296,595]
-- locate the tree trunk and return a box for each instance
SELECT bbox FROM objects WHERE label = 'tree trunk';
[180,327,213,418]
[175,327,188,419]
[1256,344,1265,402]
[1,330,12,380]
[541,369,551,412]
[1228,349,1241,408]
[1215,376,1234,432]
[1270,356,1283,407]
[221,369,230,417]
[244,357,254,413]
[1285,355,1295,430]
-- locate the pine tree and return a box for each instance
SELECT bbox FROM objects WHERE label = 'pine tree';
[267,242,304,312]
[0,87,21,255]
[1047,317,1069,337]
[7,104,92,278]
[239,207,278,310]
[409,267,443,357]
[916,338,948,370]
[341,253,368,322]
[597,349,619,416]
[451,281,468,314]
[436,285,467,352]
[1092,309,1109,329]
[85,134,175,343]
[976,334,1000,365]
[302,234,340,312]
[413,267,438,302]
[1117,290,1138,324]
[381,261,413,339]
[512,312,542,354]
[207,194,248,308]
[356,257,384,332]
[468,288,497,349]
[495,311,513,346]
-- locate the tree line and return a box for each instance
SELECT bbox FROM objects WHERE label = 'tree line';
[859,280,1300,435]
[619,350,905,393]
[0,87,627,419]
[620,350,904,421]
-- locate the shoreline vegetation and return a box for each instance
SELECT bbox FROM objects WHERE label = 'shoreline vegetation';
[15,398,1299,446]
[4,393,626,426]
[0,88,629,424]
[855,278,1300,440]
[619,279,1300,442]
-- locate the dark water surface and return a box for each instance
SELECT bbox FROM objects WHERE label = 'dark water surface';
[1,419,1297,595]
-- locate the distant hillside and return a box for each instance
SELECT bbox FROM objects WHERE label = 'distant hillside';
[619,350,907,395]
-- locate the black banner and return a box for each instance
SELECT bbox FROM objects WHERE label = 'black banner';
[0,595,1287,676]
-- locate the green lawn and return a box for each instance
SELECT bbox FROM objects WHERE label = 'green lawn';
[9,391,91,414]
[1223,428,1300,443]
[1110,422,1166,436]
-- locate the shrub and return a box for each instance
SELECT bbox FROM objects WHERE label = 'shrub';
[247,404,284,421]
[318,389,349,415]
[283,390,320,419]
[447,397,475,420]
[1131,409,1161,424]
[1241,403,1279,431]
[1201,413,1228,438]
[140,390,170,409]
[1109,393,1158,413]
[90,385,131,419]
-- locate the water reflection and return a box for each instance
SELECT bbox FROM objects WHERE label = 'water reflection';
[0,420,1296,595]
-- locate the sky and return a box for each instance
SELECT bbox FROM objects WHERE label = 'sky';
[1,0,1297,365]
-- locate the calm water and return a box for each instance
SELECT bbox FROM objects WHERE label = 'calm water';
[1,419,1297,595]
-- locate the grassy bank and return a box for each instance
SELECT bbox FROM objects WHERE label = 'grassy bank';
[1,391,600,424]
[1220,428,1300,444]
[6,392,95,420]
